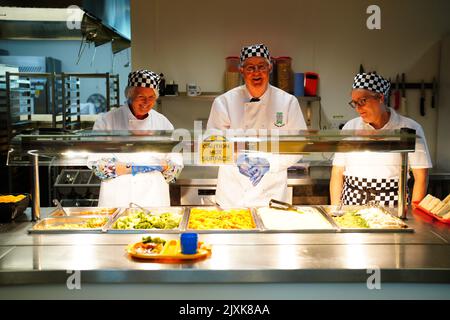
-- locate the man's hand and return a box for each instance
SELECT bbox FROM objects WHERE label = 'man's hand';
[237,154,253,178]
[237,154,270,186]
[248,157,270,186]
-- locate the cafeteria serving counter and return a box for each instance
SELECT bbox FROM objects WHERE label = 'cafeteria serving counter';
[0,207,449,300]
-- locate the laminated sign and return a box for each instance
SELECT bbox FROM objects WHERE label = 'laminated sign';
[200,135,234,165]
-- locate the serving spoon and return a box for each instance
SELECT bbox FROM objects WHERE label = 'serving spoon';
[53,199,69,216]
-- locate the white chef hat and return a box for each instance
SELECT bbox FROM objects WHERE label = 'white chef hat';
[240,44,271,64]
[127,69,160,90]
[352,72,391,96]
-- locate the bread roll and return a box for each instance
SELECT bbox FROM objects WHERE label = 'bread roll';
[442,211,450,220]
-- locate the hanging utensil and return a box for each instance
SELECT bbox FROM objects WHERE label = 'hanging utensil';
[53,199,68,216]
[359,64,365,73]
[269,199,303,213]
[431,77,437,109]
[400,73,407,115]
[420,80,426,116]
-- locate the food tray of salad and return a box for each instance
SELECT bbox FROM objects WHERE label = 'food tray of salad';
[106,207,185,233]
[319,205,413,233]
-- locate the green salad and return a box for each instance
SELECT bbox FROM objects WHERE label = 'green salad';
[334,211,369,228]
[112,210,181,229]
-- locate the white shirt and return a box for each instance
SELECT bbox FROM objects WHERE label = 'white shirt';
[333,108,432,179]
[90,104,180,207]
[93,104,174,131]
[207,85,307,207]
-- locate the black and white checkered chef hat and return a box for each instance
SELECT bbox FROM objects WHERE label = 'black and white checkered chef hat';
[352,72,391,96]
[127,69,160,90]
[240,44,270,64]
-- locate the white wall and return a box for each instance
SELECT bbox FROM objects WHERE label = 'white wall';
[130,0,450,168]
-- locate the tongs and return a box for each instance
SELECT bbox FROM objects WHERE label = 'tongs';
[269,199,303,213]
[129,202,151,215]
[331,201,345,217]
[53,199,68,216]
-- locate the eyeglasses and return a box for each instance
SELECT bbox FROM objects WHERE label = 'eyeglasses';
[348,94,380,109]
[242,63,269,73]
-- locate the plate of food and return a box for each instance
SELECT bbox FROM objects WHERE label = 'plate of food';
[127,236,211,261]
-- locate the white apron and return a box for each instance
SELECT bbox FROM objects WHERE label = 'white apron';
[207,85,307,207]
[91,105,175,207]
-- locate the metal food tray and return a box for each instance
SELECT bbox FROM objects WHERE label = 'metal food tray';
[49,206,119,217]
[319,205,414,233]
[256,206,339,233]
[185,207,263,233]
[105,207,186,233]
[29,215,111,234]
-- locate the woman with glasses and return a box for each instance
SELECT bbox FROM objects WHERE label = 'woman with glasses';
[87,70,183,207]
[330,72,432,208]
[207,44,307,207]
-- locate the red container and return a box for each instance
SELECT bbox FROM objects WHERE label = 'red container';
[304,72,319,96]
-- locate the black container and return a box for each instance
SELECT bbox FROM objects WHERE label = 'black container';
[0,194,30,223]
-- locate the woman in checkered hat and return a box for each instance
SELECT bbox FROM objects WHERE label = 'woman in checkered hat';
[87,70,183,207]
[330,72,432,208]
[207,44,307,207]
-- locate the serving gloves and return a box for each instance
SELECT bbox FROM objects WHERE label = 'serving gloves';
[90,157,182,183]
[236,154,270,186]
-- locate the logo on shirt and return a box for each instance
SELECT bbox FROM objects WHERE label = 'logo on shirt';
[274,112,285,127]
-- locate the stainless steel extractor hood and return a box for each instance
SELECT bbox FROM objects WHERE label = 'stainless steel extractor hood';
[0,6,130,53]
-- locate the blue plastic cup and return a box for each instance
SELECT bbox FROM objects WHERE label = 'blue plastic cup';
[180,233,198,254]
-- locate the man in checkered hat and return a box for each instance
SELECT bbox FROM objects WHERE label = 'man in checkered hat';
[87,69,183,207]
[207,44,307,207]
[330,72,432,208]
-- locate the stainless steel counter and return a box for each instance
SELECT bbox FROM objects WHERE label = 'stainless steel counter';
[0,207,449,288]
